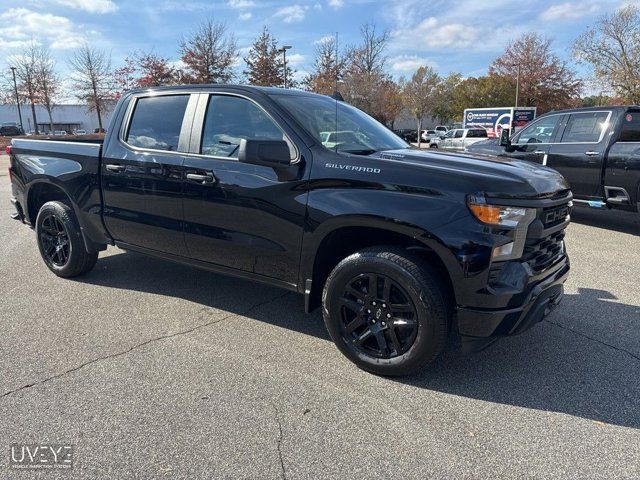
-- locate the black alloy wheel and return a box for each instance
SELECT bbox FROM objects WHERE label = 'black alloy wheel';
[35,201,99,277]
[39,214,71,267]
[323,247,450,376]
[340,273,418,359]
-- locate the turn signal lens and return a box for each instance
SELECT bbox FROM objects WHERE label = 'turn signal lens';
[468,204,500,225]
[467,196,535,228]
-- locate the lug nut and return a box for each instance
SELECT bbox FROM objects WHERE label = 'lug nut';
[372,319,376,323]
[382,303,386,308]
[367,309,371,314]
[372,301,377,306]
[381,322,386,327]
[386,313,391,318]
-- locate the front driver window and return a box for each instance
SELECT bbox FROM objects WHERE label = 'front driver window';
[515,115,561,144]
[201,95,295,160]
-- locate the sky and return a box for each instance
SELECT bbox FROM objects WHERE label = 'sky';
[0,0,638,92]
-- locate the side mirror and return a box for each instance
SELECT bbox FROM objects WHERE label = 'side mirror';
[499,128,511,147]
[238,139,291,167]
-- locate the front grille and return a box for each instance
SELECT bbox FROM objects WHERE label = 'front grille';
[522,229,565,273]
[542,203,571,229]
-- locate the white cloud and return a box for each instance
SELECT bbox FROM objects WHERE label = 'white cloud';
[313,34,335,45]
[228,0,255,8]
[49,0,118,13]
[0,8,86,51]
[239,11,252,20]
[292,69,309,83]
[539,2,600,21]
[390,55,438,72]
[273,5,308,23]
[328,0,344,7]
[409,17,477,48]
[286,53,306,66]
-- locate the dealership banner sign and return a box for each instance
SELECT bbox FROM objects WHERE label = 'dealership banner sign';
[463,107,536,137]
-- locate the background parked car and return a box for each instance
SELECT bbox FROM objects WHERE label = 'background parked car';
[0,122,24,136]
[434,125,449,136]
[394,128,418,142]
[73,129,87,135]
[431,128,489,150]
[420,129,438,142]
[53,130,68,136]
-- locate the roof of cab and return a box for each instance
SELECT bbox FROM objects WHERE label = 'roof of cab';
[126,84,320,97]
[538,105,639,117]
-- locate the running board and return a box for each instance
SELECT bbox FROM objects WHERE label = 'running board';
[573,199,605,208]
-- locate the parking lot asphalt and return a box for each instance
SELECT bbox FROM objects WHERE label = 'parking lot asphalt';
[0,155,638,479]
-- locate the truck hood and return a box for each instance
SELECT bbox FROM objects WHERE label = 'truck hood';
[371,148,569,199]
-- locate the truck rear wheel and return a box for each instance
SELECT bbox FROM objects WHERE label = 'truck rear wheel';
[322,247,450,376]
[35,201,98,278]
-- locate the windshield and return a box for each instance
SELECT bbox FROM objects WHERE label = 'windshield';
[272,93,408,154]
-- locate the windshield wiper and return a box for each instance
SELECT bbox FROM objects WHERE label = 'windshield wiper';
[341,149,379,156]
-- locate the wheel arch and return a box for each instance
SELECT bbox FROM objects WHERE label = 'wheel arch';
[302,216,455,313]
[26,181,99,254]
[27,181,73,225]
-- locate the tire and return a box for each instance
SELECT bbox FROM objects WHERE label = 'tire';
[322,247,450,376]
[429,144,438,149]
[35,201,98,278]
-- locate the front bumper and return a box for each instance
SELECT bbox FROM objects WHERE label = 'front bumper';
[457,255,569,353]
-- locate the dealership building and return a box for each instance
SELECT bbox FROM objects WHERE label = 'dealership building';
[0,104,113,133]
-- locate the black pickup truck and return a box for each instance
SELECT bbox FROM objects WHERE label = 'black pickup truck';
[8,85,572,376]
[468,106,640,213]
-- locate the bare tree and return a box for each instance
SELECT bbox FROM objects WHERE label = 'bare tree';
[8,42,40,134]
[303,36,345,95]
[34,46,60,133]
[180,19,237,84]
[341,23,392,118]
[490,32,581,112]
[401,66,441,148]
[347,23,389,76]
[573,5,640,104]
[69,45,113,131]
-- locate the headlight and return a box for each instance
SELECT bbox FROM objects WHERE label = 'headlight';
[467,196,535,228]
[467,195,537,261]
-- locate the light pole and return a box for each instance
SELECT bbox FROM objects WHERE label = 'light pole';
[278,45,292,88]
[10,66,24,133]
[513,63,521,108]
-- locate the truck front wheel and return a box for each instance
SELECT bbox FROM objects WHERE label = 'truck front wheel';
[322,247,450,376]
[35,201,98,278]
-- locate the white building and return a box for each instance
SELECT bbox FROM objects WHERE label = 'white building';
[0,104,114,133]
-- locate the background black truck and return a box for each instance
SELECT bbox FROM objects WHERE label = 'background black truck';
[8,85,572,376]
[468,106,640,213]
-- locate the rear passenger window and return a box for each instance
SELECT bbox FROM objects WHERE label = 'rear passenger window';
[619,111,640,142]
[561,112,609,143]
[126,95,189,151]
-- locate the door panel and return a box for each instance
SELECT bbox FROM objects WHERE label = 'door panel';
[182,93,308,285]
[503,114,564,164]
[547,111,611,198]
[101,93,195,254]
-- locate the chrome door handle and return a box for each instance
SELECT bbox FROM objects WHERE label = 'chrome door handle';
[533,150,546,155]
[186,172,215,184]
[585,151,600,156]
[105,164,126,172]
